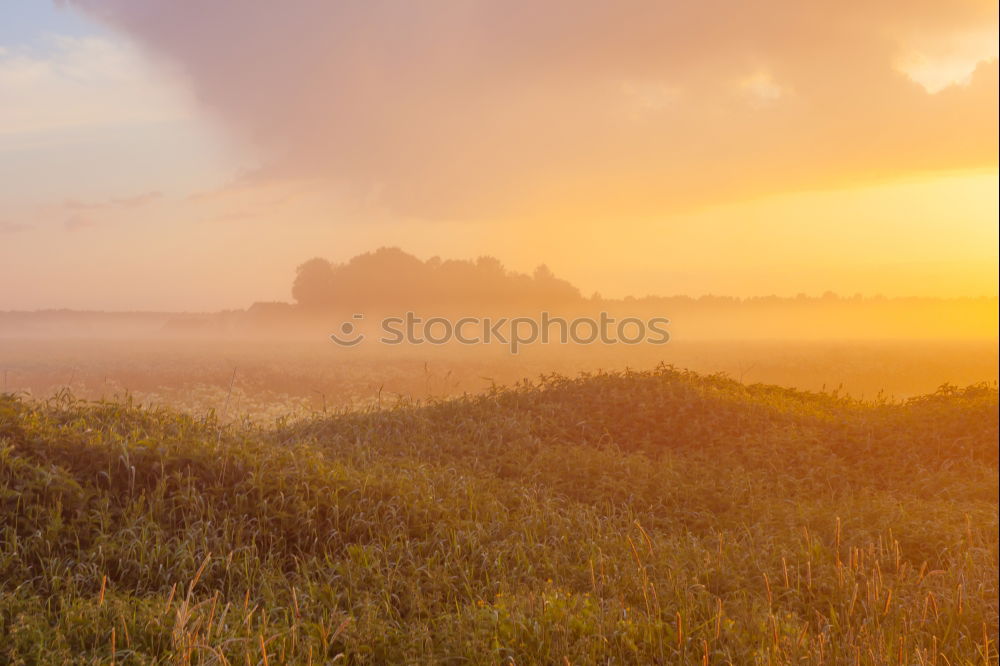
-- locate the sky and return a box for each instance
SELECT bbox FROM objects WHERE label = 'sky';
[0,0,997,311]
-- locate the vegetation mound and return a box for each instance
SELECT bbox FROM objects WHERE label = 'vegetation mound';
[1,366,997,663]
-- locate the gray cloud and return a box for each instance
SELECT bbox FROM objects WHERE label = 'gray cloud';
[64,0,998,219]
[0,221,30,234]
[64,214,98,231]
[63,191,163,211]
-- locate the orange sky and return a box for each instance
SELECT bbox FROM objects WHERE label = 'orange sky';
[0,0,997,310]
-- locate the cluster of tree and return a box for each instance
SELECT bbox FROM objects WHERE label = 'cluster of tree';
[291,247,582,312]
[281,247,998,339]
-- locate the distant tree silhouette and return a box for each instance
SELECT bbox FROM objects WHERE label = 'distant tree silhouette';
[532,264,580,303]
[289,248,583,312]
[292,258,336,309]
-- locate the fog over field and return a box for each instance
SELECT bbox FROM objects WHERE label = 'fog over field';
[1,248,996,419]
[1,1,996,663]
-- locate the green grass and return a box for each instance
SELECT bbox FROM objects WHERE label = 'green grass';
[1,366,997,664]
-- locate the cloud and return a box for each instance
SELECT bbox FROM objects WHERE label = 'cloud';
[0,221,30,233]
[894,25,999,93]
[64,214,97,230]
[739,72,788,106]
[64,0,999,220]
[0,33,194,137]
[110,191,163,208]
[63,190,163,211]
[208,209,259,224]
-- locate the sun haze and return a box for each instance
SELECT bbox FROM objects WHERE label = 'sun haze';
[0,0,997,311]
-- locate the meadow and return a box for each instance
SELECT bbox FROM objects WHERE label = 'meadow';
[1,364,997,664]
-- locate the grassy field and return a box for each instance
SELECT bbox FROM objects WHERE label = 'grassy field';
[1,366,997,664]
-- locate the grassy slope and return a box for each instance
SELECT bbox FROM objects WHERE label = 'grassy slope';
[0,366,996,664]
